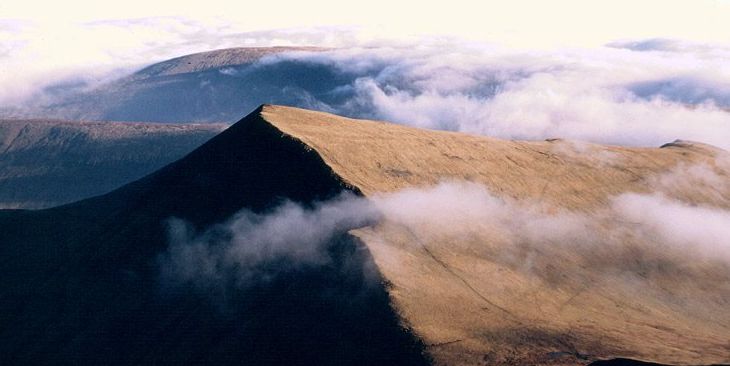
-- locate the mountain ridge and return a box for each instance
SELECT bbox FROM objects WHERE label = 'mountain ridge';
[130,46,328,79]
[1,105,728,365]
[256,105,730,365]
[0,119,227,208]
[0,47,338,123]
[0,105,425,365]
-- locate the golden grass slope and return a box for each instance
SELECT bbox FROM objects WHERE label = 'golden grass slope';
[260,105,730,365]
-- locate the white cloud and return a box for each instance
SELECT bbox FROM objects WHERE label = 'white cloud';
[160,192,378,288]
[2,17,729,149]
[613,193,730,262]
[160,180,730,291]
[280,43,730,148]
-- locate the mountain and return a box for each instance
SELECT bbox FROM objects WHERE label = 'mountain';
[0,106,426,365]
[0,47,338,123]
[129,46,325,79]
[1,105,728,365]
[0,119,227,208]
[261,106,730,365]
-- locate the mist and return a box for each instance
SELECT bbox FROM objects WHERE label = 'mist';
[161,175,730,292]
[3,22,730,149]
[159,192,379,291]
[276,43,730,149]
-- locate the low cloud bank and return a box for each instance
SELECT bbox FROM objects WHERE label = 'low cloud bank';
[270,43,730,149]
[159,192,378,290]
[3,24,729,149]
[614,193,730,261]
[161,177,730,292]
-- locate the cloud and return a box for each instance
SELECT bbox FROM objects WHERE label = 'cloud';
[628,76,730,107]
[607,38,730,56]
[275,43,730,149]
[375,181,730,267]
[159,192,379,290]
[3,21,730,150]
[613,193,730,262]
[607,38,682,52]
[160,178,730,294]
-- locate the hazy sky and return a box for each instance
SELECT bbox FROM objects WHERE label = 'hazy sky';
[2,0,730,150]
[3,0,730,47]
[3,0,729,86]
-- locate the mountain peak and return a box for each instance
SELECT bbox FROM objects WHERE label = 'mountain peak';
[2,106,729,365]
[256,104,726,207]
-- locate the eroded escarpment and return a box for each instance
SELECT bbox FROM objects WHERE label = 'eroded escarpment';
[1,104,729,366]
[259,105,730,366]
[260,105,730,209]
[0,106,428,365]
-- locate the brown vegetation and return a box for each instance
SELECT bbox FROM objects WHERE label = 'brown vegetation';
[260,105,730,366]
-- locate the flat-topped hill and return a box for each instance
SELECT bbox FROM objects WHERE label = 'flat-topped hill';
[0,47,333,123]
[131,46,327,78]
[0,119,227,208]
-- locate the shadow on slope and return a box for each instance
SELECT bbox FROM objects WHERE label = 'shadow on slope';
[0,120,226,209]
[22,58,356,123]
[0,106,426,365]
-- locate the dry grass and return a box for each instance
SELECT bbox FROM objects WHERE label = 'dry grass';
[261,105,730,365]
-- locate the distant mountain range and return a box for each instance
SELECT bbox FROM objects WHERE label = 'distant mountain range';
[0,119,226,208]
[1,105,728,365]
[0,46,370,210]
[0,47,348,123]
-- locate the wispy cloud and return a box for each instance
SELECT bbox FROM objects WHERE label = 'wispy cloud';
[2,21,729,149]
[0,18,365,105]
[161,172,730,293]
[275,42,730,148]
[159,192,378,290]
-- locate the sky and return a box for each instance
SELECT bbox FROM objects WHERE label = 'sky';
[2,0,730,47]
[4,0,730,294]
[1,0,730,149]
[2,0,729,82]
[1,0,728,87]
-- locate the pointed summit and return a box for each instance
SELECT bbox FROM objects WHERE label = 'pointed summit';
[1,105,729,365]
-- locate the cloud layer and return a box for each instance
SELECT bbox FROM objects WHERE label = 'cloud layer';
[272,41,730,149]
[161,178,730,292]
[159,192,378,290]
[2,22,729,149]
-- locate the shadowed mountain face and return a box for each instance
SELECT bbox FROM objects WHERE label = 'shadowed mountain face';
[260,106,730,365]
[0,47,352,123]
[0,120,227,209]
[0,107,426,365]
[1,105,729,366]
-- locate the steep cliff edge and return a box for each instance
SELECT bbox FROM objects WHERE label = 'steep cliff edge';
[1,105,728,365]
[259,105,730,366]
[0,107,425,365]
